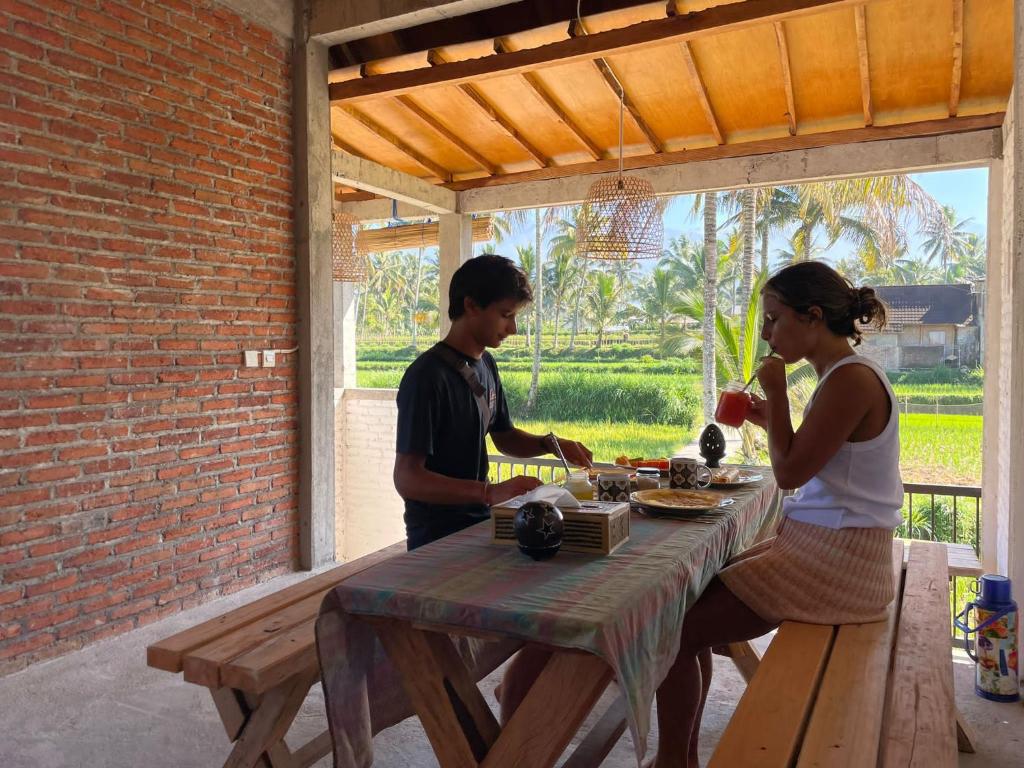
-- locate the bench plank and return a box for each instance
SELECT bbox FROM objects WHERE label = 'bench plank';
[796,539,904,767]
[221,617,320,695]
[147,540,406,674]
[880,540,957,768]
[899,538,983,578]
[708,622,835,768]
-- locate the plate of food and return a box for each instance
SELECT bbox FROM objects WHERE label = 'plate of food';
[630,488,735,514]
[615,455,670,476]
[708,466,763,488]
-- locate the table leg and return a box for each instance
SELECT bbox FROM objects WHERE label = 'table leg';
[481,651,613,768]
[725,641,762,683]
[374,620,500,768]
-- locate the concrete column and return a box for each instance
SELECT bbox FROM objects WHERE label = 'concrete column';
[293,1,335,568]
[333,281,357,389]
[981,158,1002,573]
[438,213,474,337]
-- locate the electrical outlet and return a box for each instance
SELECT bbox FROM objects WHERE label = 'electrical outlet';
[262,350,276,368]
[243,350,260,368]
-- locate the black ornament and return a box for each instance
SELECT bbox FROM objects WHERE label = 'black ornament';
[512,501,564,560]
[699,424,727,468]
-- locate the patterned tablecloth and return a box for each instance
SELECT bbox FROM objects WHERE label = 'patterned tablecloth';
[316,471,781,767]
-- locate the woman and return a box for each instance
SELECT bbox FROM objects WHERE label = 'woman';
[653,261,902,767]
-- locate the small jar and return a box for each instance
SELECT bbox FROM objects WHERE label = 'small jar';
[564,470,595,501]
[636,467,661,490]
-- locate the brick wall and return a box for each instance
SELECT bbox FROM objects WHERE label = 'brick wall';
[0,0,297,675]
[335,388,404,561]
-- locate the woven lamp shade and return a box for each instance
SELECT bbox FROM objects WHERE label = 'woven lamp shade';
[331,211,367,282]
[577,176,665,260]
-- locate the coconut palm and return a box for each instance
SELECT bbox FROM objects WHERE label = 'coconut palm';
[513,244,536,345]
[585,271,624,348]
[637,267,678,344]
[547,214,584,350]
[689,191,719,423]
[921,205,974,275]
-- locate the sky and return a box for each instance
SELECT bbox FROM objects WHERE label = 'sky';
[484,167,990,271]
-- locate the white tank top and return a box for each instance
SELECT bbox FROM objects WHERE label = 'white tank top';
[783,355,903,529]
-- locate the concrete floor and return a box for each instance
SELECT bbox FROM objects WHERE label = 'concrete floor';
[2,569,1021,768]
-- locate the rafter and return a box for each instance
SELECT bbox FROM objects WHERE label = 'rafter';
[679,41,724,145]
[949,0,963,116]
[569,19,662,153]
[427,50,549,169]
[329,0,862,103]
[494,38,603,161]
[774,21,797,135]
[393,95,500,176]
[336,105,453,182]
[855,4,873,127]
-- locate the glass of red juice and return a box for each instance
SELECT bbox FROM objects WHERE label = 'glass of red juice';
[715,382,752,428]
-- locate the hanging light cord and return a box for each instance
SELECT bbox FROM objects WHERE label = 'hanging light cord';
[577,0,625,183]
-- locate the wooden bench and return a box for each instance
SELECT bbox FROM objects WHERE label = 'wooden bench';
[147,541,407,768]
[709,539,962,767]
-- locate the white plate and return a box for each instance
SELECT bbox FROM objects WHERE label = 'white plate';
[709,469,763,488]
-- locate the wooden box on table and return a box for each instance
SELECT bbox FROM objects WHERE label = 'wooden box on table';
[491,494,630,555]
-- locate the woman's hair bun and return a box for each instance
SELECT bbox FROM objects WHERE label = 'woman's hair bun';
[852,286,886,331]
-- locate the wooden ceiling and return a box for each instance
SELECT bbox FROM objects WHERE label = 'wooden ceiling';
[327,0,1012,196]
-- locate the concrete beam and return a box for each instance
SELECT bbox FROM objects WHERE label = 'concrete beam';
[331,149,457,214]
[458,128,1001,212]
[334,198,432,223]
[217,0,293,39]
[293,5,335,569]
[309,0,513,47]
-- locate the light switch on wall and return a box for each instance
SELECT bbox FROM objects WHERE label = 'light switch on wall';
[262,350,276,368]
[243,350,260,368]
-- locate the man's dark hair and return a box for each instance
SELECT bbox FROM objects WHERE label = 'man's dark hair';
[448,254,533,320]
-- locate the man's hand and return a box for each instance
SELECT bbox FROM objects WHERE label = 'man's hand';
[550,436,594,468]
[486,475,544,506]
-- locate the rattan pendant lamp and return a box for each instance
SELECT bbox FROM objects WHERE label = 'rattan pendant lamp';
[576,16,663,260]
[331,211,367,282]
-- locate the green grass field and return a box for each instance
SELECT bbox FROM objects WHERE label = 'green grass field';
[359,356,983,486]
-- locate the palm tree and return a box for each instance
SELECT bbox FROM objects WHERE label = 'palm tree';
[547,213,584,350]
[737,189,756,370]
[638,267,678,344]
[514,244,535,345]
[692,191,719,424]
[585,271,622,348]
[921,205,974,275]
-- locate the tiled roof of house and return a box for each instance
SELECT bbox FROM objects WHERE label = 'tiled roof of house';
[861,284,976,332]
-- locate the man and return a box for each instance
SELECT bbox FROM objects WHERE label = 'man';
[393,254,593,551]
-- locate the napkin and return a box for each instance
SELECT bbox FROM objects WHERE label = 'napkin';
[517,483,581,509]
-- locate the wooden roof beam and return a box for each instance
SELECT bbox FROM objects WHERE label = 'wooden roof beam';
[774,21,798,135]
[493,38,603,161]
[679,41,724,145]
[329,0,862,103]
[427,49,549,169]
[330,148,457,214]
[569,19,663,153]
[949,0,963,116]
[334,107,454,184]
[325,0,672,68]
[393,95,501,176]
[855,4,873,127]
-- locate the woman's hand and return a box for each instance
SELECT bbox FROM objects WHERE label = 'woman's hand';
[755,355,787,399]
[745,393,768,429]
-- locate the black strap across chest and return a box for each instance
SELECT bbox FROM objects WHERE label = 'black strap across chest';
[428,342,492,430]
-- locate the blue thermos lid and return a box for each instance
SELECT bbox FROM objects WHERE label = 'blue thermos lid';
[980,574,1012,605]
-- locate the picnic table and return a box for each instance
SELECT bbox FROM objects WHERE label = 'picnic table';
[315,471,781,768]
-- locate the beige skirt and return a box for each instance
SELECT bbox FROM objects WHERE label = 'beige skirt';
[719,517,896,625]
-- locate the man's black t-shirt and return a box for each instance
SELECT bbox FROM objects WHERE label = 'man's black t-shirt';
[395,343,513,549]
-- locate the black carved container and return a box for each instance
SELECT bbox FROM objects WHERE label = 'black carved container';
[699,423,727,468]
[512,501,564,560]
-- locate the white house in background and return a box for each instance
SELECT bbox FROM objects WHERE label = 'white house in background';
[860,284,980,371]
